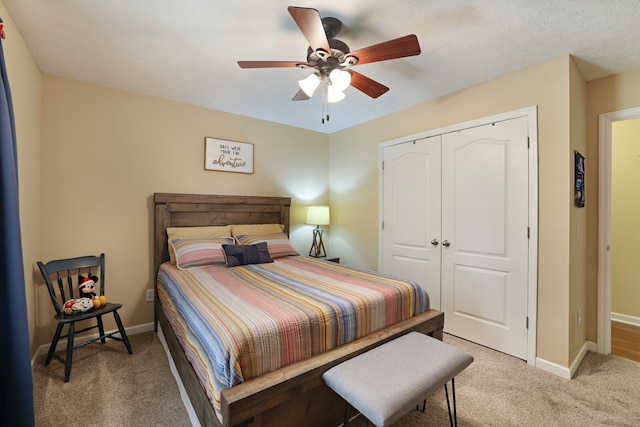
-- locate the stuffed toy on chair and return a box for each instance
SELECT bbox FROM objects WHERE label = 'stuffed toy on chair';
[62,297,94,315]
[78,274,107,309]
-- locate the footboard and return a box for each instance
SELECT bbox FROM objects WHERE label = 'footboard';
[160,305,443,427]
[221,309,444,427]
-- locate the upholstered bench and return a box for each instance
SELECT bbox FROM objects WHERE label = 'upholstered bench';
[322,332,473,427]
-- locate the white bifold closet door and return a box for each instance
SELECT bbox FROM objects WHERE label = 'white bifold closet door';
[382,117,529,360]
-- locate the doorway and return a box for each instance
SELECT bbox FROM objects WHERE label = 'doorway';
[598,107,640,356]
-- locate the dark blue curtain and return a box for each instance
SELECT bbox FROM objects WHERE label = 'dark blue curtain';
[0,18,35,427]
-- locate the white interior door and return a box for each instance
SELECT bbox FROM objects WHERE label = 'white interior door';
[440,117,529,359]
[381,136,442,308]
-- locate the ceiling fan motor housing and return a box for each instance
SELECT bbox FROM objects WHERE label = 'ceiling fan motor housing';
[307,38,350,75]
[322,16,343,39]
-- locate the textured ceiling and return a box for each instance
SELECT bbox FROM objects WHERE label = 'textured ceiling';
[4,1,640,134]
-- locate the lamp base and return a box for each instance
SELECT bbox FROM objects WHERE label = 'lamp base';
[309,228,326,258]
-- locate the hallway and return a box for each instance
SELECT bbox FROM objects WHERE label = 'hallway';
[612,321,640,362]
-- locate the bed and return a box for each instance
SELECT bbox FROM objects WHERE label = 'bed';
[153,193,444,427]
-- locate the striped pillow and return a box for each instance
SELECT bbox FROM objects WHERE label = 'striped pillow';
[170,237,235,270]
[235,232,300,258]
[166,225,232,264]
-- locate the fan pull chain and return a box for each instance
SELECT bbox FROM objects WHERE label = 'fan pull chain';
[321,89,325,124]
[326,100,330,123]
[321,86,329,124]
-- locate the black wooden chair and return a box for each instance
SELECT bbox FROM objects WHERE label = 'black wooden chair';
[37,253,133,381]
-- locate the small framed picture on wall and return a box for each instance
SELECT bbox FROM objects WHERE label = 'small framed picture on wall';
[204,137,254,174]
[575,150,585,207]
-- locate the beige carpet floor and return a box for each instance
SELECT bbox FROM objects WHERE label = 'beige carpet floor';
[33,332,640,426]
[32,331,191,427]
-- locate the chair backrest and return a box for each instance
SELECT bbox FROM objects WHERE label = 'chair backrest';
[37,254,106,317]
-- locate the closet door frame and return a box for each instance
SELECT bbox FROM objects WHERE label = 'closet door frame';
[378,106,539,365]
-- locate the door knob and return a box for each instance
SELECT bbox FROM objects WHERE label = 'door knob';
[442,240,451,247]
[431,239,439,246]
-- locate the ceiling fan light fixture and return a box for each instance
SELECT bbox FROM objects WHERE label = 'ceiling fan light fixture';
[298,73,321,97]
[327,84,346,103]
[329,68,351,91]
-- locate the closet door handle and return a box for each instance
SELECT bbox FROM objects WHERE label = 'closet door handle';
[431,239,439,246]
[442,240,451,247]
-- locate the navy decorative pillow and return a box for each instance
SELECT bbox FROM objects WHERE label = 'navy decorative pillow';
[222,242,274,267]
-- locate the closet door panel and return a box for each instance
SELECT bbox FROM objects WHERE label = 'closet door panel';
[381,136,441,308]
[441,117,529,359]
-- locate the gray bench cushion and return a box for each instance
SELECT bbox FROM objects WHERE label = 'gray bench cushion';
[323,332,473,427]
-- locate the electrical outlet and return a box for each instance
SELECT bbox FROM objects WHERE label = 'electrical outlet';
[577,309,582,325]
[146,289,154,302]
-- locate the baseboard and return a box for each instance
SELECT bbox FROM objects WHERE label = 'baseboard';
[569,340,593,378]
[157,323,202,427]
[31,322,154,369]
[612,312,640,327]
[536,340,596,380]
[535,357,572,379]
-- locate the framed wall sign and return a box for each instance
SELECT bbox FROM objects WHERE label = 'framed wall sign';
[574,150,585,207]
[204,137,254,174]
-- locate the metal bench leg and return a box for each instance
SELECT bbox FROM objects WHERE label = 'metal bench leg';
[444,377,458,427]
[452,377,458,426]
[343,402,351,426]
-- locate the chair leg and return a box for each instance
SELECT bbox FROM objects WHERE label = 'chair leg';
[45,323,64,366]
[96,314,106,344]
[64,323,75,382]
[113,310,133,354]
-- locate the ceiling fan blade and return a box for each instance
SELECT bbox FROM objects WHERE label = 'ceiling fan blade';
[292,89,311,101]
[347,34,421,65]
[288,6,331,53]
[238,61,310,68]
[349,70,389,98]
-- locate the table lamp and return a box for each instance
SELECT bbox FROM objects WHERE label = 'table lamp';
[306,205,330,258]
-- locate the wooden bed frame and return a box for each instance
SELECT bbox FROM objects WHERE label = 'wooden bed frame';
[153,193,444,427]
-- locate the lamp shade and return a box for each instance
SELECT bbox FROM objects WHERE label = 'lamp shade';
[327,84,345,103]
[329,69,351,91]
[298,74,321,97]
[305,205,330,226]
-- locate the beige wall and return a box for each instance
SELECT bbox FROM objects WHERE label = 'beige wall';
[0,1,42,354]
[569,57,589,358]
[611,118,640,319]
[36,76,330,349]
[330,56,574,366]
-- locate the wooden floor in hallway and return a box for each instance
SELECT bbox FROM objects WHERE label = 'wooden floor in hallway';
[612,321,640,363]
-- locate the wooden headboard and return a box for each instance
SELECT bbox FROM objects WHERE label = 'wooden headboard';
[153,193,291,275]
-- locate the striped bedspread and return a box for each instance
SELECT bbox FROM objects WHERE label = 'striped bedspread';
[157,256,430,422]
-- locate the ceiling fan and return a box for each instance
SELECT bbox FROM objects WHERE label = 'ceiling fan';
[237,6,421,102]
